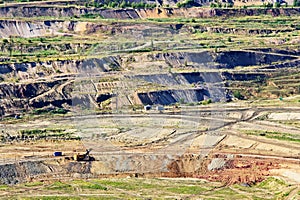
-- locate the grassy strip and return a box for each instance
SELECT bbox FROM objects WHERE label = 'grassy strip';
[2,177,292,199]
[244,130,300,143]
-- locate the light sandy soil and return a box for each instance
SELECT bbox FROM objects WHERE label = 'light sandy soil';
[269,112,300,120]
[1,102,300,186]
[271,165,300,184]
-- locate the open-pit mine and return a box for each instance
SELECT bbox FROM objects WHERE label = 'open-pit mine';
[0,0,300,199]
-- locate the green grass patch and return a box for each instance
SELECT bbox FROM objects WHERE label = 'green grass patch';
[212,187,244,198]
[21,197,81,200]
[93,179,158,191]
[244,130,300,143]
[166,185,207,194]
[32,108,68,115]
[2,177,296,199]
[258,177,286,189]
[94,180,139,190]
[71,180,107,190]
[24,181,44,187]
[46,181,73,191]
[0,185,8,190]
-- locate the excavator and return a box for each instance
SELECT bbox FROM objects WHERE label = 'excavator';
[73,149,95,161]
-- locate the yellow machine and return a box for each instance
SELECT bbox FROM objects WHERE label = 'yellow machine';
[73,149,94,161]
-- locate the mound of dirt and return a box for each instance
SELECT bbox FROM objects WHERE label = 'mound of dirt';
[165,153,282,185]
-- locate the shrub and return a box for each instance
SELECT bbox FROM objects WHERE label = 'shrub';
[179,98,185,104]
[210,3,217,8]
[233,91,243,100]
[177,0,197,8]
[264,3,273,8]
[202,99,212,105]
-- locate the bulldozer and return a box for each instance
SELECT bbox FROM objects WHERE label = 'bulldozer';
[73,149,95,161]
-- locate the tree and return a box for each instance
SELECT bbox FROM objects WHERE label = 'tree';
[233,91,243,100]
[264,2,273,8]
[274,2,281,8]
[8,43,12,57]
[177,0,196,8]
[210,3,217,8]
[150,40,154,50]
[120,0,126,8]
[131,2,137,8]
[294,0,300,6]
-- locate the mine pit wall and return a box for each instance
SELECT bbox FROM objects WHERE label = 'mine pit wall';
[1,19,298,40]
[136,51,296,69]
[138,89,213,105]
[0,56,120,77]
[0,56,120,115]
[0,51,292,79]
[0,50,282,115]
[0,161,53,185]
[262,59,300,69]
[0,7,299,19]
[0,20,71,38]
[0,50,292,115]
[215,51,297,68]
[135,72,266,85]
[0,51,279,81]
[0,154,207,185]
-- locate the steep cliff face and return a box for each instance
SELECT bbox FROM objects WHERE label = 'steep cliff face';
[138,89,212,105]
[1,50,283,82]
[143,51,296,69]
[0,19,181,39]
[0,161,53,185]
[0,19,297,40]
[0,56,121,78]
[134,71,265,105]
[93,0,210,7]
[0,6,299,19]
[0,6,140,18]
[215,51,297,68]
[0,20,89,38]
